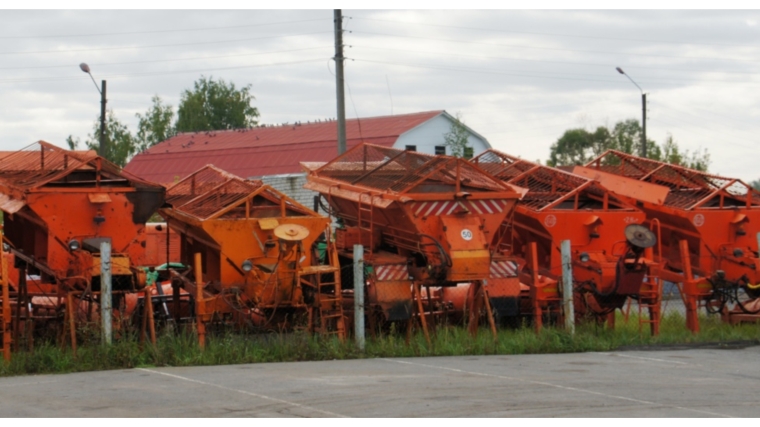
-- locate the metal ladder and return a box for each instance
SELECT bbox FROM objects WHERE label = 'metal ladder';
[300,239,346,340]
[637,275,662,335]
[356,192,374,257]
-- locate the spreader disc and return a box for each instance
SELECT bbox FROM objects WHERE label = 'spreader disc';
[273,223,310,241]
[625,224,657,249]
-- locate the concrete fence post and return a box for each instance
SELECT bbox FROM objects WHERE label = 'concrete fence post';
[561,239,575,335]
[100,240,112,345]
[353,244,365,350]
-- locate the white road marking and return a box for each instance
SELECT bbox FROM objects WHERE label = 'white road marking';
[137,368,347,418]
[597,352,694,365]
[381,358,732,418]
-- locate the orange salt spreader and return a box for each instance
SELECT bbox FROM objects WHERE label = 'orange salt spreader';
[0,141,164,344]
[304,144,527,341]
[473,149,661,334]
[159,165,344,345]
[579,150,760,331]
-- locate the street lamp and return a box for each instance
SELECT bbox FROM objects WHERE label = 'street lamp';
[616,67,646,158]
[79,63,107,158]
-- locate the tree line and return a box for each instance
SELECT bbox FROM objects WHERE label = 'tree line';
[546,118,710,172]
[67,76,260,167]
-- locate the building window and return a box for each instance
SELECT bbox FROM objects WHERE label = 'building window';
[405,145,417,151]
[434,146,446,155]
[463,147,474,159]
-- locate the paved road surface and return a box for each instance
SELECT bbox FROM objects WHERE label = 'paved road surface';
[1,345,758,417]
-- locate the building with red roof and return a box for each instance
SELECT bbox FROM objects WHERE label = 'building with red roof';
[124,110,492,210]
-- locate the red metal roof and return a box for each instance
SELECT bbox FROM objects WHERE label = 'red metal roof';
[125,111,443,184]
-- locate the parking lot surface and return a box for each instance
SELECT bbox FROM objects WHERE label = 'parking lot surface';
[1,345,758,417]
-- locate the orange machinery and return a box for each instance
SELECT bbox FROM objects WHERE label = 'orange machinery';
[473,150,661,333]
[142,223,181,267]
[578,150,760,331]
[159,165,345,344]
[304,144,526,338]
[0,141,164,341]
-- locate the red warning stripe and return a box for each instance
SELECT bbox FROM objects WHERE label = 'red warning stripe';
[490,260,518,278]
[411,199,509,217]
[375,264,409,281]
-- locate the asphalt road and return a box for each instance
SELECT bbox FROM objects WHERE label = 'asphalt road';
[1,344,758,417]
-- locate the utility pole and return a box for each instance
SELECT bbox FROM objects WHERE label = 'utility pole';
[641,92,647,158]
[334,9,347,155]
[99,80,107,158]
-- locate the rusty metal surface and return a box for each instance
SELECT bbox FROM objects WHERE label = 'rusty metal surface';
[0,141,164,217]
[584,150,760,210]
[165,165,318,221]
[0,141,165,281]
[165,165,262,220]
[311,144,516,196]
[473,150,632,212]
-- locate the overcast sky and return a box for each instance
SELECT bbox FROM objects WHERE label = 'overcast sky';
[1,9,759,180]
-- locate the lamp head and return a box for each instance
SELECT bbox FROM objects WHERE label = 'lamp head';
[79,63,91,74]
[616,67,625,74]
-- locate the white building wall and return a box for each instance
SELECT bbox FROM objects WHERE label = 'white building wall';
[257,173,326,215]
[393,113,491,157]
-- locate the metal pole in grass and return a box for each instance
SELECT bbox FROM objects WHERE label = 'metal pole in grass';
[2,230,10,362]
[100,240,112,345]
[353,244,365,350]
[561,240,575,335]
[195,252,206,350]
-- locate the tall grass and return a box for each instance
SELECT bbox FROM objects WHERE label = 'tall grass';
[1,312,758,377]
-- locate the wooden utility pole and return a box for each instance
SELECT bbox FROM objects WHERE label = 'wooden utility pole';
[334,9,347,155]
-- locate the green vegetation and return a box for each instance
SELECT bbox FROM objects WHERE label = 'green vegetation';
[443,112,473,159]
[65,75,259,167]
[1,312,758,377]
[547,118,710,171]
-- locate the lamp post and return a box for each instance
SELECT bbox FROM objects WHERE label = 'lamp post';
[79,63,107,158]
[616,67,646,158]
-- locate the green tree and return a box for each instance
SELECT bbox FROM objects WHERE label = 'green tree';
[443,113,473,158]
[547,126,610,167]
[68,110,137,167]
[547,119,709,171]
[135,95,175,152]
[65,135,80,151]
[654,133,709,171]
[175,76,259,132]
[750,179,760,191]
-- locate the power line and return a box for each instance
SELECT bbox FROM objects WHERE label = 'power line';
[351,58,760,87]
[0,18,328,39]
[657,103,760,132]
[352,58,623,84]
[651,112,757,149]
[0,58,327,84]
[352,16,760,49]
[0,47,331,70]
[353,31,760,64]
[353,45,760,76]
[0,31,331,55]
